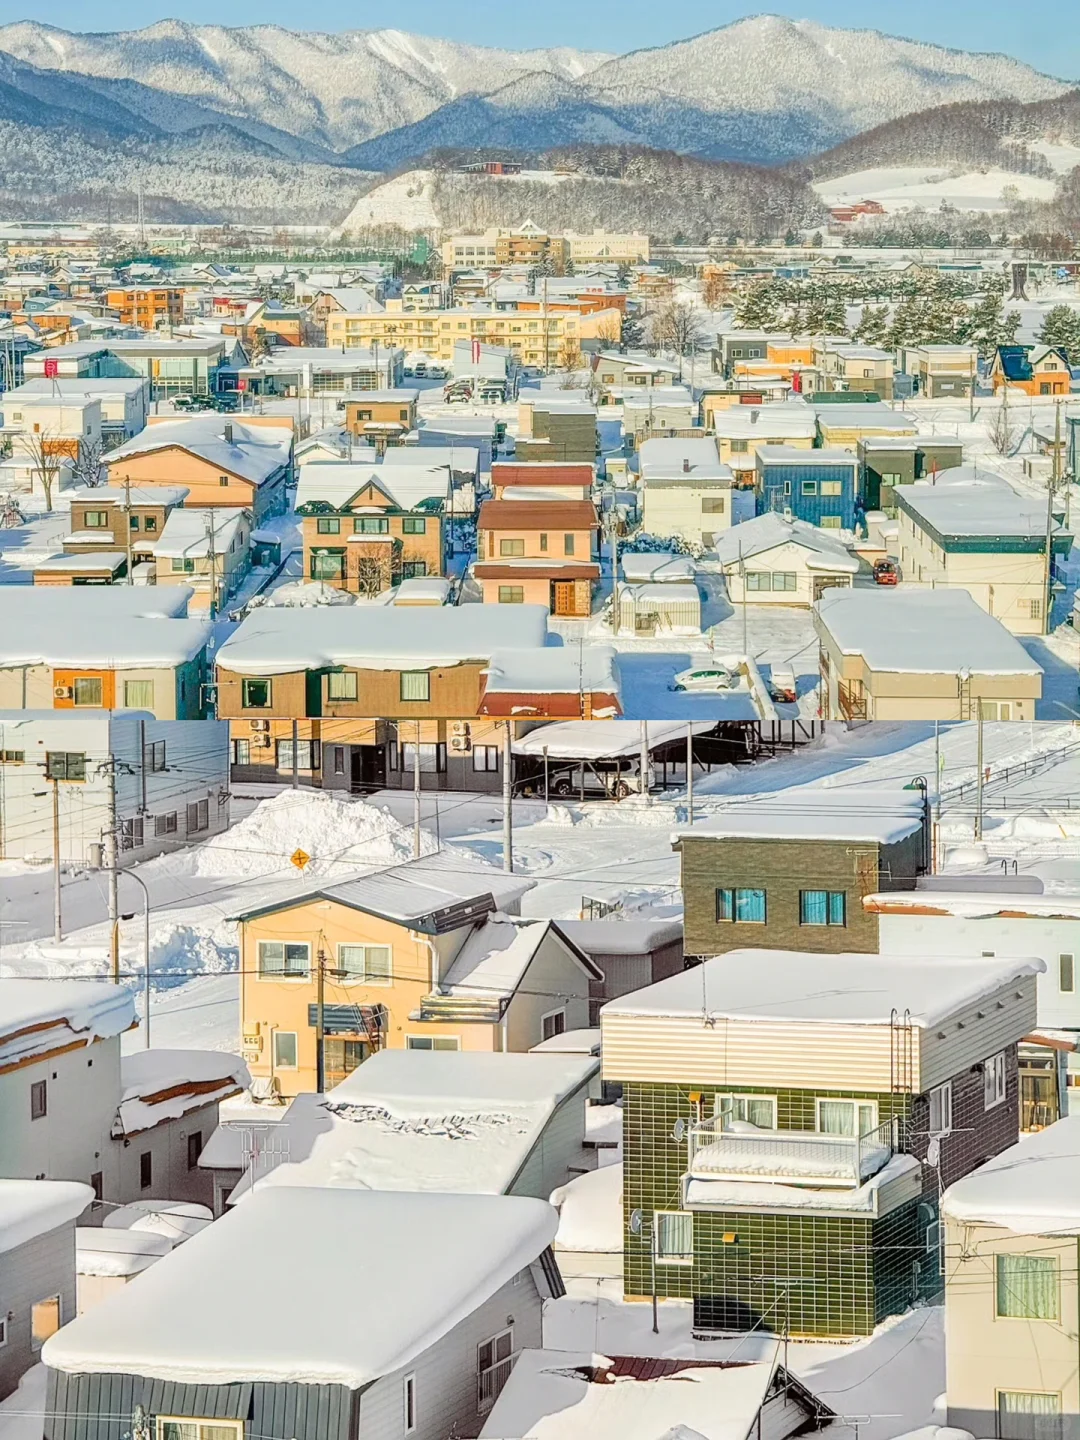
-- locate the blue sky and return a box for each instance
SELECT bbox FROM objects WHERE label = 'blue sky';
[1,0,1076,80]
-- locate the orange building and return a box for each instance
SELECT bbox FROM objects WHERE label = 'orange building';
[475,498,600,616]
[105,286,184,329]
[991,344,1071,397]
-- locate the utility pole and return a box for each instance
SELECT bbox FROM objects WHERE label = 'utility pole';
[413,722,422,859]
[315,944,326,1094]
[738,536,748,660]
[291,720,299,789]
[204,512,218,619]
[1043,400,1062,636]
[974,713,985,843]
[609,500,620,636]
[103,760,119,982]
[122,478,135,585]
[638,721,650,799]
[51,776,62,944]
[502,722,514,873]
[686,723,694,825]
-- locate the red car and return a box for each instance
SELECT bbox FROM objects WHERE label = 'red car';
[873,560,899,585]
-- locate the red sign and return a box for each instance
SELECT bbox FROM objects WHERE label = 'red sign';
[471,339,481,364]
[43,359,58,379]
[236,378,248,392]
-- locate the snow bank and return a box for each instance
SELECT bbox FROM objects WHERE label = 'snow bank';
[0,1180,93,1254]
[76,1227,171,1278]
[550,1162,622,1254]
[194,789,438,880]
[247,579,357,609]
[102,1200,213,1246]
[942,1113,1080,1235]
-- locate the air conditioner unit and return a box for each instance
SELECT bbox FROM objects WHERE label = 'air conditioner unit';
[250,719,269,732]
[450,735,472,753]
[782,507,793,523]
[257,735,273,749]
[451,720,471,736]
[53,685,72,699]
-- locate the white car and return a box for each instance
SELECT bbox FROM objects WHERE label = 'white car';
[671,666,738,693]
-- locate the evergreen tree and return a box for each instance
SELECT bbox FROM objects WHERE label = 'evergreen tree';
[854,304,890,346]
[1038,305,1080,365]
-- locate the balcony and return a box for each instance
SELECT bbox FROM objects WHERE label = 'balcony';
[837,681,868,721]
[686,1117,898,1191]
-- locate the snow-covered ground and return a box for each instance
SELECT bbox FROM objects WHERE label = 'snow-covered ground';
[814,166,1060,214]
[337,170,441,232]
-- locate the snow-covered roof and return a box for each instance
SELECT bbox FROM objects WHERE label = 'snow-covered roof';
[67,485,189,506]
[713,512,860,573]
[620,582,701,607]
[863,888,1080,920]
[813,406,917,432]
[894,478,1066,542]
[602,949,1043,1027]
[12,377,148,398]
[230,1051,598,1200]
[942,1115,1080,1235]
[151,507,248,559]
[6,585,192,621]
[0,1180,93,1254]
[393,576,451,605]
[383,444,479,475]
[557,918,684,955]
[439,917,599,1003]
[709,406,818,439]
[479,1348,784,1440]
[639,439,732,484]
[530,1028,601,1056]
[674,788,925,844]
[33,551,128,573]
[76,1226,172,1278]
[0,980,135,1069]
[816,588,1044,676]
[113,1050,250,1138]
[217,605,551,675]
[105,418,292,486]
[295,460,449,511]
[483,646,619,698]
[0,589,211,667]
[514,721,713,759]
[101,1200,212,1246]
[755,445,859,466]
[48,1190,556,1390]
[619,554,696,583]
[550,1163,622,1254]
[253,345,397,370]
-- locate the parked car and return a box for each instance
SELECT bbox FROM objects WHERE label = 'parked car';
[671,666,738,693]
[210,392,240,413]
[768,666,798,704]
[873,559,899,585]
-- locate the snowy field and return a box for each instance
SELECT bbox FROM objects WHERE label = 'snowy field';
[814,166,1060,214]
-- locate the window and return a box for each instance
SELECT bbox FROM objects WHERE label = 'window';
[129,515,140,531]
[929,1082,953,1136]
[729,439,749,454]
[155,812,178,837]
[816,1098,877,1137]
[1060,954,1075,994]
[715,887,766,923]
[400,671,430,703]
[401,516,426,534]
[171,557,197,574]
[232,738,251,766]
[73,677,103,707]
[997,1255,1059,1321]
[272,1031,298,1069]
[45,751,86,781]
[241,678,271,710]
[325,671,358,703]
[219,476,230,487]
[541,1010,566,1042]
[500,538,525,557]
[0,750,24,763]
[144,739,166,771]
[985,1051,1007,1109]
[401,743,446,773]
[801,480,818,495]
[186,799,209,834]
[980,702,1013,722]
[800,890,846,926]
[717,1094,776,1129]
[332,746,346,776]
[338,944,392,984]
[354,516,389,534]
[316,517,341,534]
[820,480,843,496]
[90,1171,103,1202]
[258,941,310,978]
[123,679,155,710]
[30,1079,47,1120]
[472,746,499,772]
[477,1329,514,1411]
[498,586,525,604]
[158,1420,245,1440]
[140,1151,152,1190]
[143,516,157,533]
[998,1393,1062,1440]
[404,1375,417,1436]
[563,534,575,556]
[277,739,320,771]
[311,551,345,581]
[31,1297,60,1350]
[83,510,109,528]
[407,1035,460,1050]
[539,532,548,551]
[187,1130,203,1170]
[745,572,796,592]
[654,1211,693,1265]
[121,817,144,850]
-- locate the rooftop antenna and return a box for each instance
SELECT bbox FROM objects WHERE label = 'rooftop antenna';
[136,182,146,252]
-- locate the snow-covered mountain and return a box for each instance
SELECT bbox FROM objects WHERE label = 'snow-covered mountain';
[0,16,1068,164]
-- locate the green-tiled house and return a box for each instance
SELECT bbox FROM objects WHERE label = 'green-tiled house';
[602,948,1038,1339]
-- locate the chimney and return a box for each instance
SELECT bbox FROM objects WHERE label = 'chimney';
[223,421,233,444]
[682,457,691,473]
[750,409,759,424]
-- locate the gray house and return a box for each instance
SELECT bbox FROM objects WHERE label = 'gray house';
[43,1188,563,1440]
[0,1180,93,1401]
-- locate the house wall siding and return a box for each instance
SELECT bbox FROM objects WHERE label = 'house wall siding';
[508,1085,592,1198]
[0,1224,79,1402]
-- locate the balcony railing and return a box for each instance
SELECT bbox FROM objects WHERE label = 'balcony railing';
[686,1116,898,1190]
[837,682,869,721]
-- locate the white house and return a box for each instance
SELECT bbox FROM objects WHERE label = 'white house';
[638,437,733,548]
[43,1188,563,1440]
[713,511,860,606]
[0,712,231,865]
[151,506,252,611]
[6,378,150,442]
[0,1179,93,1401]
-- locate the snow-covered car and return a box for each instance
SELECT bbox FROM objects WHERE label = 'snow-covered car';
[671,666,738,693]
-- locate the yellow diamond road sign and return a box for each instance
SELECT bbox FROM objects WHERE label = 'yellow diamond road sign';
[290,848,311,870]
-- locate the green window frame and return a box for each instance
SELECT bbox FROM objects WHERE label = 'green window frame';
[327,671,358,702]
[311,551,345,581]
[354,516,389,534]
[316,517,341,534]
[401,516,427,535]
[400,671,430,703]
[241,678,272,710]
[500,538,525,557]
[996,1254,1060,1321]
[83,510,109,528]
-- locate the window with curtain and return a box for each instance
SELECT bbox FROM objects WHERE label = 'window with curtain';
[654,1211,693,1264]
[734,888,766,923]
[338,944,392,984]
[73,677,103,706]
[996,1255,1059,1321]
[327,671,358,701]
[717,1094,776,1129]
[1060,954,1074,994]
[123,680,154,709]
[997,1392,1062,1440]
[400,671,430,703]
[817,1098,877,1137]
[258,941,310,978]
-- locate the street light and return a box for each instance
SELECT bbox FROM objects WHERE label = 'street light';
[116,869,152,1047]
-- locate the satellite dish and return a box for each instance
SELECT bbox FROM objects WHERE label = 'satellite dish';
[629,1208,644,1235]
[672,1119,686,1143]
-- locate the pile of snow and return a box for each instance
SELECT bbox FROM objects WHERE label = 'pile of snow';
[193,790,438,880]
[102,1200,213,1246]
[550,1162,623,1254]
[76,1226,172,1278]
[339,170,441,233]
[248,580,356,609]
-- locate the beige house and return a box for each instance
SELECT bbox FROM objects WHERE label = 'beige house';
[814,342,895,399]
[894,470,1071,636]
[151,506,252,612]
[814,587,1043,721]
[714,511,859,606]
[943,1117,1080,1440]
[707,403,817,481]
[815,404,918,452]
[898,344,978,399]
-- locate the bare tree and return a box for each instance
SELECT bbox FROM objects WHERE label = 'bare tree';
[557,333,583,375]
[17,428,64,511]
[989,391,1016,456]
[595,315,622,351]
[353,551,391,599]
[648,299,708,379]
[69,434,106,488]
